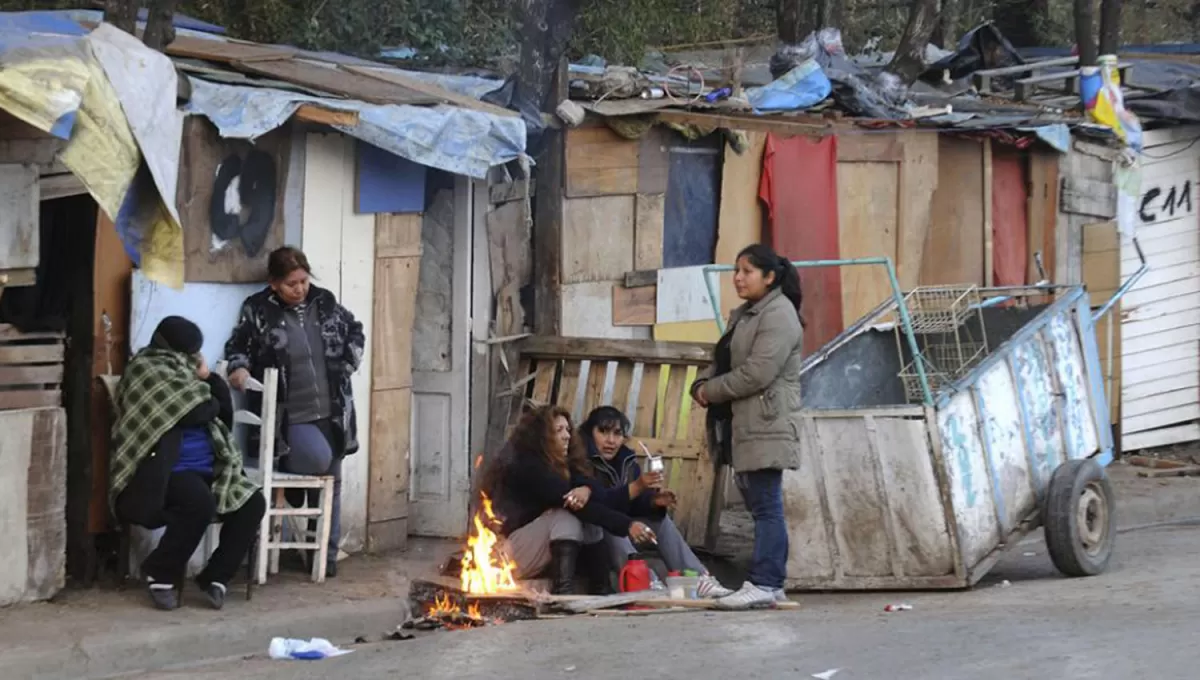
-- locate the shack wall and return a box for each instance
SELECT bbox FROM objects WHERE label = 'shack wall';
[1120,125,1200,451]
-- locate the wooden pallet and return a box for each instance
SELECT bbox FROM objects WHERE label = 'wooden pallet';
[0,324,65,411]
[496,336,725,550]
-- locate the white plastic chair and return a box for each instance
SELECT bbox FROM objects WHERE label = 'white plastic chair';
[218,362,335,584]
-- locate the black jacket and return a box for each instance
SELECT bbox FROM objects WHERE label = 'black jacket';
[116,374,233,528]
[224,285,365,459]
[582,442,662,520]
[489,443,634,538]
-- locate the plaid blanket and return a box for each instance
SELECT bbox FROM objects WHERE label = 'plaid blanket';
[110,347,257,515]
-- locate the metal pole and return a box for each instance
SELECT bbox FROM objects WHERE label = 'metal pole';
[702,256,934,406]
[1092,235,1147,323]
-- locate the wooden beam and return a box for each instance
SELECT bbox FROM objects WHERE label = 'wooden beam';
[39,173,87,201]
[655,109,830,136]
[293,104,359,127]
[343,66,519,119]
[532,58,567,336]
[519,336,713,364]
[983,138,994,287]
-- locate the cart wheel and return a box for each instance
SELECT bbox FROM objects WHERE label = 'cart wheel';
[1043,459,1115,577]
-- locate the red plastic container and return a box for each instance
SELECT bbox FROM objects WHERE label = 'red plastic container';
[619,559,652,593]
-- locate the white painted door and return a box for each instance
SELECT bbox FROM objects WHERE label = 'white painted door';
[409,174,473,537]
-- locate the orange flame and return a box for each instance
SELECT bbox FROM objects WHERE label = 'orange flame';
[460,493,519,595]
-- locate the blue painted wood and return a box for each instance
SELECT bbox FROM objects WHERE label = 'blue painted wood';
[355,140,426,214]
[662,142,720,268]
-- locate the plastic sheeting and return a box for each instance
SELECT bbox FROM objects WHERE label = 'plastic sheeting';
[186,78,526,179]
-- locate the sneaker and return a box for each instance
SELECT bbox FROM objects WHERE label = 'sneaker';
[696,575,735,599]
[714,582,777,610]
[146,581,178,611]
[773,588,790,604]
[197,580,227,610]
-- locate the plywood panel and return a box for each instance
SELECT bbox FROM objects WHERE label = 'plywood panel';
[716,131,767,320]
[373,256,420,390]
[0,163,38,271]
[1083,221,1121,426]
[565,126,639,197]
[922,137,985,286]
[838,162,898,327]
[896,131,938,290]
[562,195,635,283]
[375,212,423,258]
[91,211,134,533]
[634,193,665,270]
[1027,151,1059,283]
[561,281,651,339]
[612,284,655,326]
[180,117,290,283]
[337,137,376,554]
[369,387,411,551]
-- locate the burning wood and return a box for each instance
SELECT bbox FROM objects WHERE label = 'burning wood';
[460,494,519,595]
[407,579,540,630]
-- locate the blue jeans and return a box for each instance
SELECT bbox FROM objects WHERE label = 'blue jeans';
[736,469,788,589]
[282,422,342,564]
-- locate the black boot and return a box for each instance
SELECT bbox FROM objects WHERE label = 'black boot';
[550,540,581,595]
[579,541,615,595]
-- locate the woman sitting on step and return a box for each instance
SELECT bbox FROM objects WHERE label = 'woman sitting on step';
[481,405,657,594]
[111,316,265,611]
[576,406,734,598]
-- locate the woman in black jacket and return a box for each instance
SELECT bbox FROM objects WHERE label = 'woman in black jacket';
[482,405,657,594]
[223,246,364,578]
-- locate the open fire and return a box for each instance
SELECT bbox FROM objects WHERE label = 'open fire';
[411,493,525,630]
[459,493,519,595]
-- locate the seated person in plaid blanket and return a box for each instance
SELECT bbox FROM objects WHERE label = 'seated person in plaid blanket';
[110,316,265,611]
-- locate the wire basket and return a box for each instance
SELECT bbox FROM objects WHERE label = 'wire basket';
[898,342,988,402]
[903,286,983,334]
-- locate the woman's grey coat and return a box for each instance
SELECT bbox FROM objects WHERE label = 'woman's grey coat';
[697,288,804,473]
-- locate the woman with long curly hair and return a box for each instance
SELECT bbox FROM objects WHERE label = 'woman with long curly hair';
[482,405,657,594]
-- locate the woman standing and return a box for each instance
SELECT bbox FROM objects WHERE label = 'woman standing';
[691,243,804,609]
[224,246,364,578]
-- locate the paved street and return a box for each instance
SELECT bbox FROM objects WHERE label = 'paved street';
[133,522,1200,680]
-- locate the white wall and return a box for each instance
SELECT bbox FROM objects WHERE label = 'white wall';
[1121,125,1200,451]
[301,132,375,554]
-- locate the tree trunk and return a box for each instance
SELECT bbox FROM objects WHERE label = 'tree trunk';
[515,0,582,113]
[1098,0,1122,55]
[143,0,179,51]
[887,0,940,85]
[776,0,816,44]
[103,0,138,35]
[1075,0,1098,65]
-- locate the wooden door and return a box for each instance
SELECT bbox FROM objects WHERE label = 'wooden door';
[409,174,472,537]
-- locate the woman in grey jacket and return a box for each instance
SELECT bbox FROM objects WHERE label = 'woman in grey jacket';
[691,243,804,609]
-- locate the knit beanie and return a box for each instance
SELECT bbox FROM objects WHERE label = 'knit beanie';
[149,316,203,355]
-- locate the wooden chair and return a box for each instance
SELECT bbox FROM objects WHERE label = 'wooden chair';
[497,337,728,551]
[226,365,336,584]
[97,373,255,603]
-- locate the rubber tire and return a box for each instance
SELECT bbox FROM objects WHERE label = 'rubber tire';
[1043,459,1116,577]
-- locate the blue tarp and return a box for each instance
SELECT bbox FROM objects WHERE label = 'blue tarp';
[186,78,527,179]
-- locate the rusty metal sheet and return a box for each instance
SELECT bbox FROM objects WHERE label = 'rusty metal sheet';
[233,59,438,106]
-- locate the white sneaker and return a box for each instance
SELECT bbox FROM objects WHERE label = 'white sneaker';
[715,581,777,610]
[773,588,790,603]
[696,575,734,599]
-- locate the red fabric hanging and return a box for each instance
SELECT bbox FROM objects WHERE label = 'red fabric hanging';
[758,134,842,355]
[992,150,1029,287]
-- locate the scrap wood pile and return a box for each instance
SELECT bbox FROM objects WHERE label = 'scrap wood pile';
[405,578,798,630]
[1126,455,1200,478]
